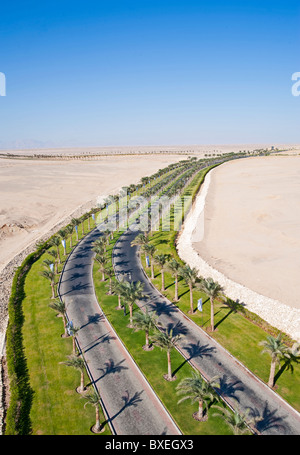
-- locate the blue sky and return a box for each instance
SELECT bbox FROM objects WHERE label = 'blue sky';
[0,0,299,148]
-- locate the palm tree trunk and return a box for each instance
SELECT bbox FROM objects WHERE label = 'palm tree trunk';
[57,246,61,264]
[118,294,122,309]
[175,276,178,301]
[51,282,55,299]
[189,285,193,313]
[210,297,215,331]
[145,331,149,348]
[167,350,172,380]
[198,399,204,419]
[129,304,133,327]
[268,358,276,388]
[94,405,101,432]
[80,370,85,393]
[161,269,165,291]
[151,262,154,279]
[101,270,105,281]
[62,315,68,336]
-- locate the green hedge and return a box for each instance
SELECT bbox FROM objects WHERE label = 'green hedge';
[4,238,53,434]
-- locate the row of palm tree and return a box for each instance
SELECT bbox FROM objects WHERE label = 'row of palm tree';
[129,306,253,431]
[131,233,224,331]
[128,227,300,407]
[39,158,224,433]
[47,297,104,433]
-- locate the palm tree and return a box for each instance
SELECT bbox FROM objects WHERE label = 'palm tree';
[198,277,223,331]
[104,267,114,294]
[71,218,80,241]
[180,265,199,313]
[65,224,74,249]
[69,325,80,355]
[48,249,59,274]
[176,371,220,421]
[119,280,146,328]
[81,387,104,433]
[111,279,125,310]
[62,354,86,393]
[91,208,98,227]
[50,236,61,264]
[131,233,149,261]
[154,254,169,292]
[58,228,67,255]
[43,258,54,272]
[104,229,111,245]
[213,405,252,435]
[41,269,56,299]
[49,299,68,336]
[144,244,156,279]
[81,217,85,235]
[94,254,107,281]
[168,258,182,302]
[259,334,288,388]
[151,328,181,381]
[93,244,106,258]
[132,308,159,350]
[92,236,106,253]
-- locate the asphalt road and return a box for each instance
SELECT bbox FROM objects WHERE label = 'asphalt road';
[58,228,181,436]
[112,228,300,436]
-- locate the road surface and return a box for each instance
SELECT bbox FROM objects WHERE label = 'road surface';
[58,228,181,435]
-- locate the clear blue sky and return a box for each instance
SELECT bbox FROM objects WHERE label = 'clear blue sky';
[0,0,299,148]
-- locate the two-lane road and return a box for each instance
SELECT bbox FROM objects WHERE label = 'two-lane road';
[58,228,181,435]
[113,229,300,435]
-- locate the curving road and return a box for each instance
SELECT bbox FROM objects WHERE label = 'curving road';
[112,228,300,436]
[58,228,181,436]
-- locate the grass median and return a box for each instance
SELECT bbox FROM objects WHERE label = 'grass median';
[93,233,236,435]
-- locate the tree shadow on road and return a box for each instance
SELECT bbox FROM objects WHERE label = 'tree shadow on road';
[218,374,244,401]
[80,313,104,329]
[172,340,216,376]
[248,401,288,435]
[106,390,144,425]
[96,358,129,382]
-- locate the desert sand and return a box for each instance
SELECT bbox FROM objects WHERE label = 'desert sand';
[177,152,300,342]
[2,143,296,156]
[0,154,188,273]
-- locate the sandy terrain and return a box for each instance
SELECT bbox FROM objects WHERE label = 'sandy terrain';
[0,154,187,273]
[177,152,300,341]
[1,142,297,156]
